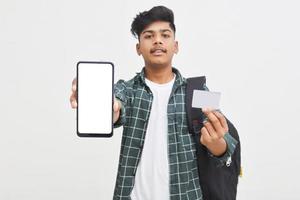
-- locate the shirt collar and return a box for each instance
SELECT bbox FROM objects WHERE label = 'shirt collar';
[135,67,187,87]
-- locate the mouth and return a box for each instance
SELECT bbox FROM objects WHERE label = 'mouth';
[150,48,167,55]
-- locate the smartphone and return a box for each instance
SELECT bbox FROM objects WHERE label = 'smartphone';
[76,61,114,137]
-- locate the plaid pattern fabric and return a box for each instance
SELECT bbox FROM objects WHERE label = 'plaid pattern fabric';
[113,68,237,200]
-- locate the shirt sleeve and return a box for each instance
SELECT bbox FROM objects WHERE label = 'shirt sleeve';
[113,80,128,128]
[207,132,238,167]
[203,84,238,167]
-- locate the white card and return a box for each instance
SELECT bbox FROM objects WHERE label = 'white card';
[192,90,221,109]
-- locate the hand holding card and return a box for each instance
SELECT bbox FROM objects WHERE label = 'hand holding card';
[192,90,228,156]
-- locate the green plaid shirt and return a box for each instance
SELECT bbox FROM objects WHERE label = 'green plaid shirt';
[113,67,237,200]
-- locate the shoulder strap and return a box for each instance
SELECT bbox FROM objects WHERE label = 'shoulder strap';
[185,76,206,134]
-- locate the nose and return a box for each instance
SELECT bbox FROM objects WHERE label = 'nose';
[153,35,163,45]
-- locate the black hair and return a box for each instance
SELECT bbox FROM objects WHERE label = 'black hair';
[131,6,176,39]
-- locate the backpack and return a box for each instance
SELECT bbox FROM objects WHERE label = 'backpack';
[185,76,241,200]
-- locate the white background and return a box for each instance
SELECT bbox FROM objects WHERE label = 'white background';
[1,0,299,199]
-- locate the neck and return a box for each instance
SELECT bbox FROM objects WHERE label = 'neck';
[144,65,174,84]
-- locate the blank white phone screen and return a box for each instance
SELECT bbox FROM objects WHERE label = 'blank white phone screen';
[77,62,113,135]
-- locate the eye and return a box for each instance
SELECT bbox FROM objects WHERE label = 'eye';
[162,34,170,38]
[144,34,152,39]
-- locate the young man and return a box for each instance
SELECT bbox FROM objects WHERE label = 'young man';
[70,6,237,200]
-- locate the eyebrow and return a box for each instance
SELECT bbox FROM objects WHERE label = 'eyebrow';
[141,29,172,35]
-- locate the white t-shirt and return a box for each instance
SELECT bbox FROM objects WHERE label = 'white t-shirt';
[130,74,176,200]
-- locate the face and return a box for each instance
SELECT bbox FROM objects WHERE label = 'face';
[136,21,178,69]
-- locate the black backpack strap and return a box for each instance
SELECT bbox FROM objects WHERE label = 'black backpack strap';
[185,77,208,169]
[186,76,206,134]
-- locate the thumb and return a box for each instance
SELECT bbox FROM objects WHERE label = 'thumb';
[114,99,121,112]
[200,127,210,146]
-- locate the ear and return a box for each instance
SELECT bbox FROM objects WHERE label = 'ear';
[174,41,179,54]
[136,43,141,56]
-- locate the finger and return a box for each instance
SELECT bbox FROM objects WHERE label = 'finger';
[213,111,229,132]
[200,127,211,145]
[70,93,77,108]
[70,98,77,108]
[71,101,77,108]
[70,96,77,108]
[202,107,212,114]
[203,110,224,136]
[113,100,119,112]
[114,98,123,112]
[70,90,77,101]
[203,121,218,139]
[72,78,77,92]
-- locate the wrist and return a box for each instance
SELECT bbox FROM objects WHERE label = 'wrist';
[206,138,227,157]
